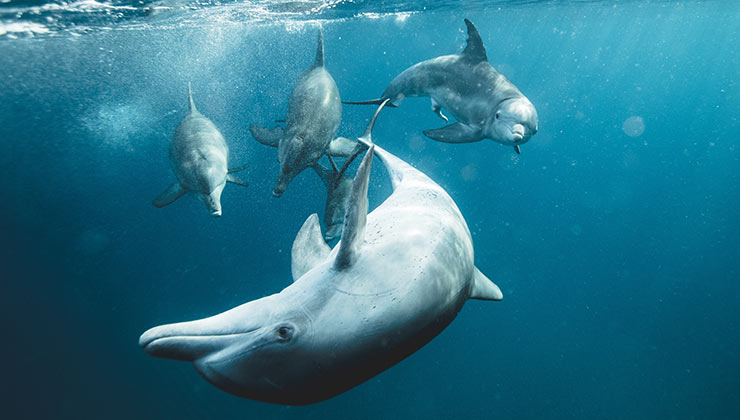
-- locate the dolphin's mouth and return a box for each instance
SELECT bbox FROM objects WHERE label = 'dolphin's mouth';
[140,328,260,362]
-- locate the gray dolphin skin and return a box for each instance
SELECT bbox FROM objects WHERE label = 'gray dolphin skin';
[139,101,503,405]
[153,83,249,216]
[250,28,358,197]
[345,19,538,154]
[311,154,360,242]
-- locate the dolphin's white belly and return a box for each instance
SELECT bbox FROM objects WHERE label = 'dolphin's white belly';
[170,114,229,192]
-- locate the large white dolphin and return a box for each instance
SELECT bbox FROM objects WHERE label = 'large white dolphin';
[139,101,503,405]
[250,28,357,197]
[346,19,538,154]
[153,83,248,216]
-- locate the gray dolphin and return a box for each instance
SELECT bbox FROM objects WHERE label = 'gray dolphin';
[250,28,357,197]
[345,19,538,154]
[139,101,503,405]
[153,83,248,216]
[311,154,360,242]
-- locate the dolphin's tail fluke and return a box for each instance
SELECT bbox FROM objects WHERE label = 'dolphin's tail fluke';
[187,82,197,113]
[343,98,398,108]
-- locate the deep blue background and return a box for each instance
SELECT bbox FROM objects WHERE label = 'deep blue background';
[1,2,739,419]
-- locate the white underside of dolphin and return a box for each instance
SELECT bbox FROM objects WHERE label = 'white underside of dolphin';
[140,101,502,405]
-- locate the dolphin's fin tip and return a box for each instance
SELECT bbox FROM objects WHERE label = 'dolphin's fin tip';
[292,213,330,281]
[226,174,248,188]
[343,99,398,108]
[250,125,283,147]
[461,19,487,63]
[153,183,185,208]
[469,267,503,301]
[423,123,481,143]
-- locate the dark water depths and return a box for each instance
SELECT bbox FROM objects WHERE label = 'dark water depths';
[1,1,739,419]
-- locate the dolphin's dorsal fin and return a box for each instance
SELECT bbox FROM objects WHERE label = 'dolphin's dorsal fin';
[333,145,374,270]
[469,266,503,301]
[187,82,198,113]
[461,19,487,63]
[292,213,330,281]
[313,28,324,68]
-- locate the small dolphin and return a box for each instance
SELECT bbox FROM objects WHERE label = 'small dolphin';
[345,19,538,154]
[153,83,248,216]
[311,154,360,242]
[140,100,503,405]
[250,28,357,197]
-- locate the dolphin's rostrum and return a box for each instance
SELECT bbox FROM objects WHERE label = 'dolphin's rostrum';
[345,19,538,153]
[153,83,248,216]
[140,100,503,405]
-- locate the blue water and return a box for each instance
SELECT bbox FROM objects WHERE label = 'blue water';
[1,1,739,418]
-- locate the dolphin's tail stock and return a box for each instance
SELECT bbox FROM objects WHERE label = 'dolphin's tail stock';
[354,99,413,191]
[343,98,397,107]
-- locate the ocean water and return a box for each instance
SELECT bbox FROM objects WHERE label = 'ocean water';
[1,1,739,418]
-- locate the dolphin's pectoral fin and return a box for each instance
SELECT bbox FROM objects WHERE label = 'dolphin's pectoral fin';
[333,145,374,270]
[423,123,482,143]
[153,183,186,208]
[431,98,448,122]
[291,214,330,281]
[461,19,488,64]
[249,125,283,147]
[469,267,503,301]
[228,163,249,173]
[226,174,249,188]
[514,145,521,154]
[327,137,360,157]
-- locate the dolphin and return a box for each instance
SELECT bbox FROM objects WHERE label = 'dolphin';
[153,83,249,216]
[311,154,360,242]
[345,19,538,154]
[139,100,503,405]
[250,28,358,197]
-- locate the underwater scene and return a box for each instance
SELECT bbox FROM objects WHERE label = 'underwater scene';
[1,0,739,418]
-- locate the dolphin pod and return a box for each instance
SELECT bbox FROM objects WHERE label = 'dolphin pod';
[140,101,502,405]
[144,19,534,404]
[153,83,249,216]
[345,19,538,154]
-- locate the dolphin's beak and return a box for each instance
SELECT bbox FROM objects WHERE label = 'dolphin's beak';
[211,209,222,217]
[140,327,259,362]
[512,124,525,141]
[139,296,275,362]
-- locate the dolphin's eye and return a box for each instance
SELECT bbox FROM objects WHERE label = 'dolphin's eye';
[277,326,293,341]
[495,111,501,120]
